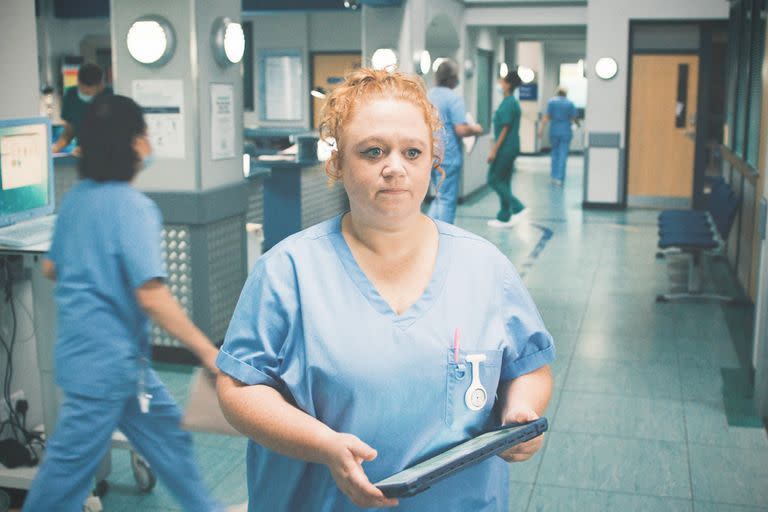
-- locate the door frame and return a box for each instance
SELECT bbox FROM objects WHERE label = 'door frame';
[624,20,728,209]
[309,50,362,130]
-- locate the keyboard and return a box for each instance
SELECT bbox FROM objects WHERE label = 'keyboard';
[0,216,56,248]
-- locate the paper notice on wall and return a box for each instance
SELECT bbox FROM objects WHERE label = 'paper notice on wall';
[210,83,236,160]
[131,79,185,159]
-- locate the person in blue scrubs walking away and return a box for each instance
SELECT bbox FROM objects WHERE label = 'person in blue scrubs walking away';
[216,68,555,511]
[538,87,579,186]
[23,95,226,512]
[426,59,483,224]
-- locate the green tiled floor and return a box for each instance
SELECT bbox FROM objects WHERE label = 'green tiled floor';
[100,156,767,511]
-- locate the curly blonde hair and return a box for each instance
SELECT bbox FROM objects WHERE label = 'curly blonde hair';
[318,68,443,182]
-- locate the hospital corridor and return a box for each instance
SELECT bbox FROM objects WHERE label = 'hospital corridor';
[1,0,768,511]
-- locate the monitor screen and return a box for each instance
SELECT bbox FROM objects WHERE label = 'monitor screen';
[0,117,54,228]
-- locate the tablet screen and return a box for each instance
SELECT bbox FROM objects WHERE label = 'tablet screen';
[375,422,541,488]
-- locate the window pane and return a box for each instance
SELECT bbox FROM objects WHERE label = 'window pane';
[476,49,493,134]
[746,0,765,167]
[734,0,752,157]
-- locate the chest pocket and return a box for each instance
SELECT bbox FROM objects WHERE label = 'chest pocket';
[444,349,503,430]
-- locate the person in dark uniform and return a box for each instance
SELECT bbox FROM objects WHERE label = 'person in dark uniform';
[487,71,526,228]
[52,63,112,154]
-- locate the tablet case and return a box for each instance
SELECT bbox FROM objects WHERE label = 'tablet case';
[181,369,241,436]
[375,418,548,498]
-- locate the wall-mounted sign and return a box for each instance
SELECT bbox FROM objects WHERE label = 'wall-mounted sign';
[519,83,538,101]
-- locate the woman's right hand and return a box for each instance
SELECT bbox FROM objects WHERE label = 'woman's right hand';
[322,432,399,509]
[487,147,497,163]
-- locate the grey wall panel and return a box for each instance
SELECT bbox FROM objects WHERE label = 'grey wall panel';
[588,132,621,148]
[247,179,265,225]
[300,166,349,228]
[205,216,247,343]
[632,24,700,52]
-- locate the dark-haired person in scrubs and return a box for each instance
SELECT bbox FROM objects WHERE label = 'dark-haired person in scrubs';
[52,63,112,155]
[487,70,526,228]
[24,95,226,512]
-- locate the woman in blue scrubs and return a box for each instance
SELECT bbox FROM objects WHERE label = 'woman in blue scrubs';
[23,95,223,512]
[216,69,555,511]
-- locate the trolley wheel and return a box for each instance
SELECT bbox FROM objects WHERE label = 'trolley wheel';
[93,479,109,497]
[130,451,157,493]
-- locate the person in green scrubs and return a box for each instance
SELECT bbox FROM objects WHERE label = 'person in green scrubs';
[487,70,526,228]
[52,63,112,155]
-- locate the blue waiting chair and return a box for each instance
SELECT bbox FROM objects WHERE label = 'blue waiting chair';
[655,179,739,302]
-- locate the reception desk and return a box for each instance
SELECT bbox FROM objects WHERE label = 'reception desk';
[249,158,348,251]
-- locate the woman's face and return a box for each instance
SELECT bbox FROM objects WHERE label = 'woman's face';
[338,97,432,225]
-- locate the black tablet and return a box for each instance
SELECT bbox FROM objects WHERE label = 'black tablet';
[374,418,548,499]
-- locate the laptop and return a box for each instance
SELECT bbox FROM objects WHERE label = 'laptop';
[0,117,56,248]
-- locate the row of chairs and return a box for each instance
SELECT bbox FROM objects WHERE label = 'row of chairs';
[656,178,740,303]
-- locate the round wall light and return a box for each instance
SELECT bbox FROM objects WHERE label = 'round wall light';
[594,57,618,80]
[432,57,448,73]
[371,48,398,72]
[517,66,535,84]
[415,50,431,75]
[211,17,245,67]
[463,59,475,78]
[126,16,176,66]
[498,62,509,78]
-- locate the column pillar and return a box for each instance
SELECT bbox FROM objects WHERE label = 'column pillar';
[111,0,246,358]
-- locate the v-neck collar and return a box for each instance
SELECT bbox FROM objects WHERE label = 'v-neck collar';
[331,214,451,328]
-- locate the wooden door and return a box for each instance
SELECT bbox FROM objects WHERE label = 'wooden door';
[311,53,362,129]
[628,55,699,200]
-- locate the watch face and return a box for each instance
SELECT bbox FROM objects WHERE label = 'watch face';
[469,388,487,408]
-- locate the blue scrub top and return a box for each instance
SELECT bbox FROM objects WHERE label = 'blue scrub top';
[546,96,577,137]
[428,86,468,168]
[48,180,166,399]
[218,215,555,511]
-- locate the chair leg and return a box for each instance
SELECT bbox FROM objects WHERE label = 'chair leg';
[656,251,737,303]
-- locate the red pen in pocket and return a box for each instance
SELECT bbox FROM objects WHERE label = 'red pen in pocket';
[453,327,461,363]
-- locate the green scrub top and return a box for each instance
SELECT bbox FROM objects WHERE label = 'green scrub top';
[61,86,113,139]
[493,95,521,156]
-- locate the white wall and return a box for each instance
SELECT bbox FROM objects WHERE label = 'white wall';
[585,0,727,143]
[0,0,45,436]
[0,1,40,118]
[462,26,502,196]
[465,5,586,27]
[308,11,362,52]
[37,16,110,88]
[583,0,728,205]
[245,11,361,128]
[517,41,543,153]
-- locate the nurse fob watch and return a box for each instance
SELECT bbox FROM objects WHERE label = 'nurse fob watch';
[464,353,488,411]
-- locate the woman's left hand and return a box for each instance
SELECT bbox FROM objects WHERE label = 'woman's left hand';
[487,148,497,163]
[497,407,544,463]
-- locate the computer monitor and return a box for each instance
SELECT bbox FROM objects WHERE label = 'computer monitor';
[0,117,54,228]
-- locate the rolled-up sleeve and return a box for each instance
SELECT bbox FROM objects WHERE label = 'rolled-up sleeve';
[499,265,556,381]
[217,252,298,390]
